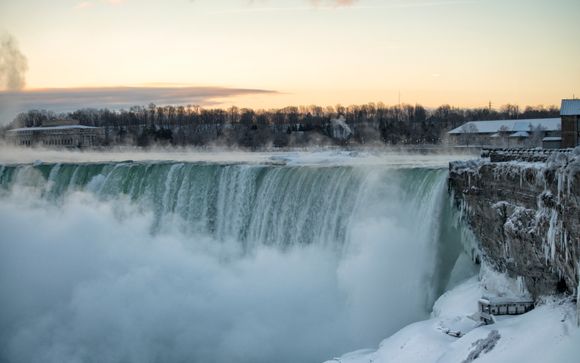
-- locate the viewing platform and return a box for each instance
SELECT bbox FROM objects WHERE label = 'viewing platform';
[478,296,535,325]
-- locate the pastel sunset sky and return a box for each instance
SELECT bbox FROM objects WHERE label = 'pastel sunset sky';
[1,0,579,118]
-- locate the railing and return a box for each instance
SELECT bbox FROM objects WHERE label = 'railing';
[481,148,575,162]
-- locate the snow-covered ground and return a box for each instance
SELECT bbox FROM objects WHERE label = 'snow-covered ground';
[326,273,579,363]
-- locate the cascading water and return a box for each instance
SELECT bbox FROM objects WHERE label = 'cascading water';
[0,158,476,363]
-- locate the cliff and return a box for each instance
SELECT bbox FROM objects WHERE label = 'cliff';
[449,149,580,298]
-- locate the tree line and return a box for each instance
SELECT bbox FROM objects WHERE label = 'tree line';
[3,103,559,148]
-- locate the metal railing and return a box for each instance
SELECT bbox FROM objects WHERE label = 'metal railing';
[481,147,575,162]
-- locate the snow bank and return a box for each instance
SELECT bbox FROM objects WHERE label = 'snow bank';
[326,276,579,363]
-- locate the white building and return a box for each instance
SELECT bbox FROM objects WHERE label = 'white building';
[6,121,104,148]
[448,118,561,148]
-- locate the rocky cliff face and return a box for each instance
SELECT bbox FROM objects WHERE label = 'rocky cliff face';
[449,150,580,298]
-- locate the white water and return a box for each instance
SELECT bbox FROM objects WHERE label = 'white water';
[0,151,476,363]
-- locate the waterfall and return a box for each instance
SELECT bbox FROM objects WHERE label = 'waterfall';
[0,160,475,363]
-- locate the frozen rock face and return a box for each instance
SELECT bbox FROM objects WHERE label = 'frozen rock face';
[449,150,580,297]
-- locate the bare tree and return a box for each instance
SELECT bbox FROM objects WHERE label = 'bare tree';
[460,123,479,146]
[527,124,545,147]
[498,125,510,147]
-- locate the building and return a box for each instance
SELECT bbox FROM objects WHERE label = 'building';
[478,296,534,324]
[561,99,580,148]
[6,120,104,148]
[448,118,561,148]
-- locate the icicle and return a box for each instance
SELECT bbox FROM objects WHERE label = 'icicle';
[546,209,558,262]
[577,262,580,327]
[556,171,563,204]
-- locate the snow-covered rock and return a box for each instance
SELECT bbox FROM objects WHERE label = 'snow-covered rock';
[326,277,580,363]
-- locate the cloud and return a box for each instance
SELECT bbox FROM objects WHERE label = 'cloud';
[73,0,124,10]
[310,0,359,6]
[73,1,95,9]
[208,0,474,15]
[0,33,28,91]
[0,86,276,125]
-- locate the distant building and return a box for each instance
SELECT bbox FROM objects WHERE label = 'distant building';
[560,99,580,148]
[6,120,104,148]
[448,118,561,148]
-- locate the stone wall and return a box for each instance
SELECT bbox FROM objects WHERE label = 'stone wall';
[449,150,580,298]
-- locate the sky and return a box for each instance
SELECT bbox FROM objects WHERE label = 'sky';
[0,0,579,121]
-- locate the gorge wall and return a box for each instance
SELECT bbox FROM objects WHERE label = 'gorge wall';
[448,149,580,298]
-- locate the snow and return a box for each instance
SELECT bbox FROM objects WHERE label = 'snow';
[449,159,486,174]
[448,118,560,135]
[560,99,580,116]
[509,131,529,138]
[326,273,580,363]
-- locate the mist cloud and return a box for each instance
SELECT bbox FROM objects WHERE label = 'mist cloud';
[0,33,28,91]
[0,193,362,363]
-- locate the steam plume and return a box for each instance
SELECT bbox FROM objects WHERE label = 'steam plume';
[0,33,28,91]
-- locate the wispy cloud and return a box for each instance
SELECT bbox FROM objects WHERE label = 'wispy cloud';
[73,1,95,10]
[0,86,277,124]
[309,0,360,7]
[247,0,359,7]
[73,0,125,10]
[209,0,476,15]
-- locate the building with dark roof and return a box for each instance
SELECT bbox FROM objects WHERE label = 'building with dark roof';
[561,99,580,148]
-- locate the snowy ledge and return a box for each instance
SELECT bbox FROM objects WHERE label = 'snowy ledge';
[450,146,580,175]
[325,275,579,363]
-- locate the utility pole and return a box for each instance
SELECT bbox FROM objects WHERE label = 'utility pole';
[397,90,401,122]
